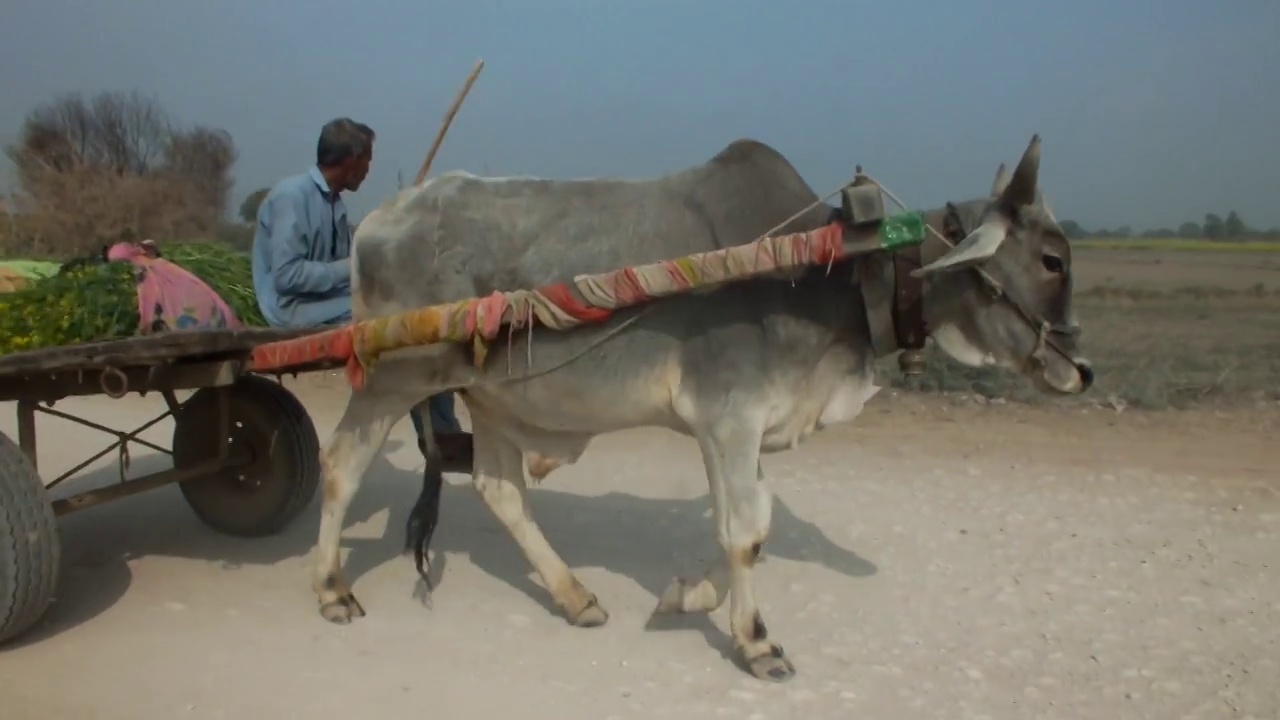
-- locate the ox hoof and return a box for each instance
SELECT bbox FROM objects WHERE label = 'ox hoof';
[746,646,797,683]
[652,576,719,615]
[569,595,609,628]
[319,593,366,624]
[653,577,694,615]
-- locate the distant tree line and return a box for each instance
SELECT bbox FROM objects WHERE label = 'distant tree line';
[0,90,249,258]
[1058,212,1280,241]
[6,89,1278,259]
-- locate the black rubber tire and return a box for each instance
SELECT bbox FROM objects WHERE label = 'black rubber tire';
[173,375,320,538]
[0,431,60,646]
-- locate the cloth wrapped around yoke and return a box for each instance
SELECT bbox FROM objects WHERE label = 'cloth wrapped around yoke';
[248,211,926,389]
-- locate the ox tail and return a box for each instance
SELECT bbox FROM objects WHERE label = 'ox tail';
[405,462,445,596]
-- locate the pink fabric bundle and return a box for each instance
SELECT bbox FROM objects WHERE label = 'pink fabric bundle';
[105,242,242,333]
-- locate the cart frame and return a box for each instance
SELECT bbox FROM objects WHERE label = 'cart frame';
[0,327,336,645]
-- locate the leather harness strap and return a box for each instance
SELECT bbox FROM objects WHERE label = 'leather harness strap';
[865,194,1081,376]
[890,243,927,353]
[888,203,967,355]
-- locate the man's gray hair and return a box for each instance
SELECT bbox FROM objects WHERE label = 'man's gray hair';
[317,118,376,167]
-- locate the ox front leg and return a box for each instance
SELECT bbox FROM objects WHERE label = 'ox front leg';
[653,462,767,616]
[470,418,608,627]
[697,424,794,682]
[313,389,410,624]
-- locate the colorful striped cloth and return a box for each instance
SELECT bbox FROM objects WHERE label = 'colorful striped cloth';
[249,213,922,389]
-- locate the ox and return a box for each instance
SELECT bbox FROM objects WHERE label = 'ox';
[310,135,1092,681]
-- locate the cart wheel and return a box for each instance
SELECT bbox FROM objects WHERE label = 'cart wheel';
[172,375,320,538]
[0,431,60,646]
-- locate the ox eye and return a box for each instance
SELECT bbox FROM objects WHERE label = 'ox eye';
[1042,254,1065,274]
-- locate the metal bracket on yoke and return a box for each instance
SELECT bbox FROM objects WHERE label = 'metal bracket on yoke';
[840,168,887,228]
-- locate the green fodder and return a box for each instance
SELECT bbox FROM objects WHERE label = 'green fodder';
[163,241,266,327]
[0,241,268,357]
[0,262,141,355]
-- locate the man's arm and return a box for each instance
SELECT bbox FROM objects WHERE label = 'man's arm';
[266,191,351,297]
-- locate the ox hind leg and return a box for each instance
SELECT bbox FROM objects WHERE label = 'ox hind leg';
[692,421,794,681]
[313,387,419,624]
[469,414,608,627]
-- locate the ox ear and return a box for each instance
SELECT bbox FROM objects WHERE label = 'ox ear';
[998,134,1040,208]
[910,219,1010,277]
[990,163,1010,197]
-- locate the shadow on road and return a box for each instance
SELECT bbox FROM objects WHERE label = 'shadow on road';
[9,442,877,658]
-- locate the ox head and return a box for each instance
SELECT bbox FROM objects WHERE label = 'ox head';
[912,135,1093,395]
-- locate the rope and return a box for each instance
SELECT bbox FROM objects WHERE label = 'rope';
[859,173,956,251]
[346,222,846,369]
[245,174,951,387]
[247,221,849,384]
[755,185,848,242]
[859,172,1008,296]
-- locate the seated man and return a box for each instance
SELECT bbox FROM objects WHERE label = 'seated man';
[250,117,472,467]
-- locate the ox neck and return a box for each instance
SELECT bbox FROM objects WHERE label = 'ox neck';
[854,202,974,363]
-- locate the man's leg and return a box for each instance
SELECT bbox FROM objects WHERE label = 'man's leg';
[409,406,428,442]
[409,395,472,469]
[425,393,462,433]
[303,305,472,468]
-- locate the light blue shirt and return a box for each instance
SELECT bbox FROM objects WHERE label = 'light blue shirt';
[251,166,354,328]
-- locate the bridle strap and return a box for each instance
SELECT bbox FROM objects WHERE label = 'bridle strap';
[925,202,1081,369]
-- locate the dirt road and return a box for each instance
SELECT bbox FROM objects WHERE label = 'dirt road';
[2,382,1276,719]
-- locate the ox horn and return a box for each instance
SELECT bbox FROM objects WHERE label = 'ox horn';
[990,163,1010,197]
[911,219,1009,277]
[998,134,1041,207]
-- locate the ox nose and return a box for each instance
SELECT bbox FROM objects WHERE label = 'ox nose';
[1074,359,1095,391]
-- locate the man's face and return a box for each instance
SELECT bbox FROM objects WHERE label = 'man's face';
[343,147,373,192]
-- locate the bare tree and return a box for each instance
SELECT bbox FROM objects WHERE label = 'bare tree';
[238,187,271,224]
[1,91,239,258]
[7,91,170,181]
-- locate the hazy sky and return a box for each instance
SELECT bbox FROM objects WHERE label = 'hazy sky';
[2,0,1278,231]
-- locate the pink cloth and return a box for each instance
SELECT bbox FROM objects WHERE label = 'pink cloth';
[106,242,242,333]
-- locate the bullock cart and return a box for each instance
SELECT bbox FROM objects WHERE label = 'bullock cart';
[0,326,339,645]
[0,177,927,647]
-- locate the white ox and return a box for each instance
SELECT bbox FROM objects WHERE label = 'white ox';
[310,136,1092,681]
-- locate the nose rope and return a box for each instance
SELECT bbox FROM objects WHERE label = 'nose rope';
[1031,320,1050,369]
[860,174,1081,368]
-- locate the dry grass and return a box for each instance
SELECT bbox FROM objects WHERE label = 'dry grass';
[881,247,1280,410]
[1077,237,1280,252]
[1,167,231,259]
